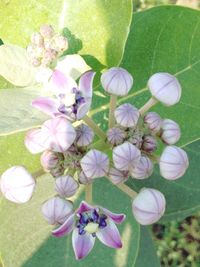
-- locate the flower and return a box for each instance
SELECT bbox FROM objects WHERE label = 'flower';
[52,201,125,260]
[108,167,129,185]
[144,112,162,134]
[42,196,73,225]
[107,127,126,146]
[80,150,109,179]
[114,103,140,128]
[159,146,189,180]
[75,124,94,147]
[142,135,157,153]
[101,67,133,96]
[32,70,96,121]
[132,188,166,225]
[161,119,181,145]
[148,73,182,106]
[130,155,153,179]
[113,142,141,171]
[55,176,79,198]
[0,166,35,204]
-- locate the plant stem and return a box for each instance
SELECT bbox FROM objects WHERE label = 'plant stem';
[139,97,158,115]
[108,94,117,128]
[85,183,93,203]
[117,183,138,199]
[83,115,106,140]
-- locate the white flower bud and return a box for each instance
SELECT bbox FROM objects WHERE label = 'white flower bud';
[40,24,54,38]
[113,142,141,171]
[107,127,126,146]
[78,171,92,184]
[31,32,44,46]
[144,112,162,133]
[24,129,47,154]
[142,135,157,153]
[41,197,73,225]
[148,73,182,106]
[75,124,94,147]
[101,67,133,96]
[55,176,79,197]
[40,150,60,170]
[114,103,140,128]
[132,188,166,225]
[54,35,68,51]
[0,166,35,204]
[159,146,189,180]
[130,156,153,179]
[161,119,181,145]
[50,166,64,178]
[108,167,129,184]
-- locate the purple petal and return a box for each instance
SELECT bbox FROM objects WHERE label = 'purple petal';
[100,207,126,224]
[72,228,95,260]
[96,220,122,249]
[79,71,95,98]
[76,99,91,120]
[52,213,75,237]
[50,70,77,94]
[32,97,59,117]
[77,201,94,214]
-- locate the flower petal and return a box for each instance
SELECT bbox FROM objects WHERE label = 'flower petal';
[50,70,77,94]
[76,99,91,120]
[77,201,94,214]
[100,207,126,224]
[72,228,95,260]
[79,71,95,98]
[52,213,75,237]
[32,97,59,117]
[96,220,122,249]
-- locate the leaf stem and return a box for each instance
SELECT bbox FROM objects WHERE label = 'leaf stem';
[139,97,158,115]
[83,115,106,140]
[108,94,117,128]
[117,183,138,199]
[85,183,93,203]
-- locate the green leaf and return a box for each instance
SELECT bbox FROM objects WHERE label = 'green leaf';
[0,176,141,267]
[0,39,3,46]
[0,0,133,67]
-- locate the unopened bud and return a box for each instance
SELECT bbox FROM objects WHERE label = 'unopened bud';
[108,167,129,184]
[55,175,78,197]
[40,24,54,38]
[130,156,153,179]
[107,127,126,146]
[114,103,140,128]
[132,188,166,225]
[50,165,64,178]
[75,124,94,147]
[78,171,93,184]
[161,119,181,145]
[31,32,44,46]
[142,135,157,153]
[24,129,47,154]
[144,112,162,134]
[54,35,68,51]
[40,150,60,170]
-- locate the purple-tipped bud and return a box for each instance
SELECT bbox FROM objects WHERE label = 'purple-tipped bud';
[41,197,73,225]
[24,129,47,154]
[159,146,189,180]
[144,112,162,134]
[142,135,157,153]
[80,149,109,179]
[101,67,133,96]
[78,171,93,184]
[31,32,44,46]
[132,188,166,225]
[50,165,64,178]
[130,156,153,179]
[107,127,126,145]
[114,103,140,128]
[41,117,76,153]
[55,175,79,197]
[113,142,141,171]
[161,119,181,145]
[54,35,68,51]
[148,73,182,106]
[75,124,94,147]
[40,24,54,38]
[40,150,60,170]
[0,166,35,204]
[108,167,129,184]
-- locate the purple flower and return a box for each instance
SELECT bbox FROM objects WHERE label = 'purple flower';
[114,103,140,128]
[52,201,125,260]
[32,70,96,121]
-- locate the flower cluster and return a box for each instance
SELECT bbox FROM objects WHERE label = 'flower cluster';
[0,25,189,260]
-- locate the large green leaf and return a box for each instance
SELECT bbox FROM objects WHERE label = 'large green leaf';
[0,0,132,67]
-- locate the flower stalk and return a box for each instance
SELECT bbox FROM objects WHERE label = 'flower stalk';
[117,183,138,199]
[85,183,93,203]
[139,97,157,115]
[83,115,106,140]
[108,94,117,128]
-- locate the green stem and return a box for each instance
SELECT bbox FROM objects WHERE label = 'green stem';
[117,183,138,199]
[83,115,106,140]
[108,94,117,128]
[139,97,158,116]
[85,183,93,203]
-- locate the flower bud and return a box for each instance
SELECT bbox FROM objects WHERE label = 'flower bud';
[113,142,141,171]
[148,73,182,106]
[132,188,166,225]
[41,197,73,225]
[31,32,44,46]
[41,117,76,153]
[50,165,64,178]
[40,150,60,170]
[101,67,133,96]
[78,171,93,184]
[161,119,181,145]
[107,127,126,146]
[55,175,79,197]
[114,103,140,128]
[108,167,129,184]
[40,24,54,38]
[144,112,162,134]
[159,146,189,180]
[80,149,109,179]
[54,35,68,51]
[24,129,47,154]
[142,135,157,153]
[75,124,94,147]
[130,156,153,179]
[0,166,35,204]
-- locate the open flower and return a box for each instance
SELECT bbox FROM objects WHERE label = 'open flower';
[32,70,96,121]
[52,201,125,260]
